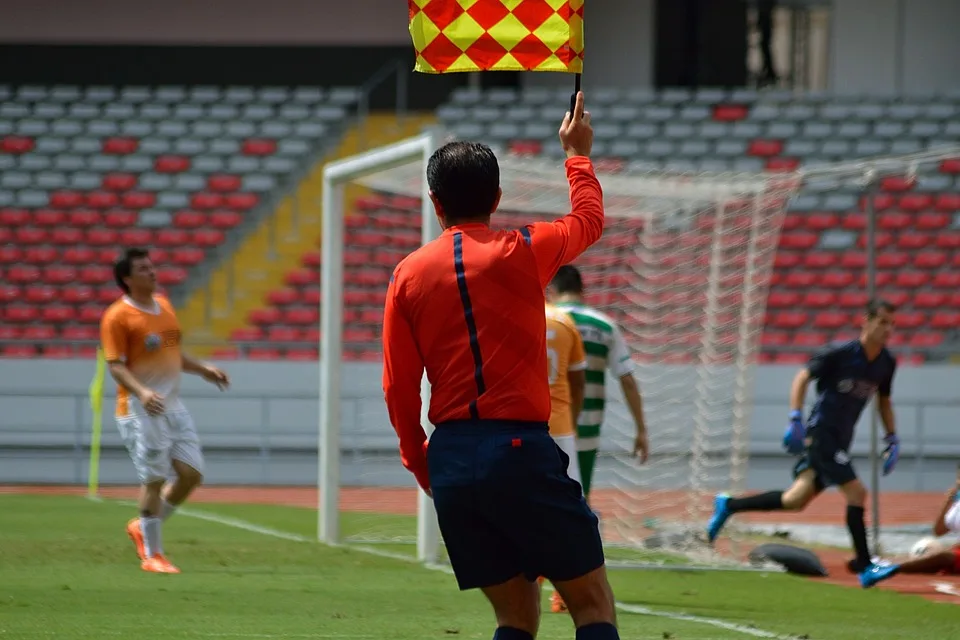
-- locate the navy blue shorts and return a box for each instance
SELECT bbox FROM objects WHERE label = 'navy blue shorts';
[427,419,604,591]
[792,428,858,493]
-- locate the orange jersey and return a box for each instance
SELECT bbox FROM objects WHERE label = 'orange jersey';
[382,156,604,490]
[546,305,587,437]
[100,295,184,418]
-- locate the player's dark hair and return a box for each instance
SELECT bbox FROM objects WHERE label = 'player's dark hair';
[865,299,897,318]
[114,247,151,294]
[426,141,500,223]
[551,265,584,294]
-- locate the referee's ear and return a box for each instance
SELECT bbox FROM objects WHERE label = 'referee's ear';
[490,187,502,215]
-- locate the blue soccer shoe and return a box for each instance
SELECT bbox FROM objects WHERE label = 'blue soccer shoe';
[859,562,899,589]
[706,494,732,544]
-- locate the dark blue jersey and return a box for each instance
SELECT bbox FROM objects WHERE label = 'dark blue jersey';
[805,339,896,450]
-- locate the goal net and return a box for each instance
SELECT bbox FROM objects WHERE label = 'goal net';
[317,129,804,568]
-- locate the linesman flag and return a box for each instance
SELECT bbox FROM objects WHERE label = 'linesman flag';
[408,0,584,74]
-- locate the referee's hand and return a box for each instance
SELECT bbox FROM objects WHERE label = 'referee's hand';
[559,90,592,159]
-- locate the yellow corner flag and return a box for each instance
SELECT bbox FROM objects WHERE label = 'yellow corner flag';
[408,0,584,74]
[87,347,107,499]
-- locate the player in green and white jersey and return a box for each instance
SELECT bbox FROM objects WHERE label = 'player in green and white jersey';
[548,265,649,500]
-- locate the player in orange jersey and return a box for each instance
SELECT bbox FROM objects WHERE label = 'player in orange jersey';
[543,303,588,613]
[100,248,229,574]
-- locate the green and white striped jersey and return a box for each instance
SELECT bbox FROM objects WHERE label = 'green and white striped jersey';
[553,301,634,451]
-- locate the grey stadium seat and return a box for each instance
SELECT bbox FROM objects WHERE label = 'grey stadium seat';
[608,140,641,157]
[0,155,14,170]
[225,122,257,138]
[33,103,66,119]
[35,172,68,189]
[173,139,206,155]
[157,192,190,209]
[679,105,711,121]
[17,85,49,101]
[103,104,136,119]
[243,175,277,192]
[69,173,102,190]
[853,140,888,156]
[260,122,293,138]
[678,140,709,156]
[519,122,551,139]
[749,104,780,121]
[121,120,153,137]
[154,86,188,103]
[642,106,674,121]
[822,193,858,211]
[19,155,52,171]
[263,157,296,174]
[157,121,189,137]
[801,122,833,138]
[140,173,173,191]
[192,156,226,173]
[70,137,101,154]
[208,104,240,121]
[189,86,221,104]
[84,86,118,103]
[191,121,224,138]
[17,120,50,136]
[174,174,206,191]
[851,104,884,120]
[699,158,733,172]
[294,122,327,139]
[909,121,942,137]
[504,105,536,121]
[327,87,360,106]
[241,105,274,120]
[173,104,205,120]
[139,138,172,154]
[1,104,30,118]
[120,155,153,172]
[1,172,32,189]
[279,105,311,121]
[732,157,765,172]
[89,155,121,172]
[292,87,325,104]
[87,120,120,136]
[54,154,85,171]
[0,190,13,206]
[139,105,172,120]
[874,121,905,138]
[49,86,81,102]
[781,104,816,120]
[16,190,50,207]
[836,122,869,138]
[119,86,152,103]
[886,104,922,120]
[208,139,240,155]
[608,105,641,122]
[644,141,675,158]
[730,122,762,138]
[889,139,922,154]
[488,122,520,140]
[697,122,730,139]
[663,123,695,139]
[52,119,84,136]
[68,104,100,119]
[437,105,467,122]
[715,140,748,156]
[820,140,851,156]
[625,89,656,104]
[592,123,622,141]
[924,103,957,119]
[139,210,173,227]
[0,119,11,135]
[694,88,728,104]
[766,122,799,138]
[257,87,290,104]
[228,157,261,173]
[658,89,690,104]
[819,230,857,250]
[223,87,257,104]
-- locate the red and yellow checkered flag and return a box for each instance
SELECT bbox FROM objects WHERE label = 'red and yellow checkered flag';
[408,0,584,74]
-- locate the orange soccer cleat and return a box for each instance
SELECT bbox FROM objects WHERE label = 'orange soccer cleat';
[550,591,568,613]
[141,554,180,574]
[126,518,146,561]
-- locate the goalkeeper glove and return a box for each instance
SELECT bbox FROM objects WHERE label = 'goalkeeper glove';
[882,433,900,476]
[782,410,806,455]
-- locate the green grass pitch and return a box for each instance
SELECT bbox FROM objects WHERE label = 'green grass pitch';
[0,494,954,640]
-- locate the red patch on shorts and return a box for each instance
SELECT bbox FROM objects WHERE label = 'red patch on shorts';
[512,438,522,448]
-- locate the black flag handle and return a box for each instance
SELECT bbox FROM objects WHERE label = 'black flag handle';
[569,73,581,115]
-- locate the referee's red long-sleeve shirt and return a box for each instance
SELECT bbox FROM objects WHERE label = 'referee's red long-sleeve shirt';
[382,156,605,492]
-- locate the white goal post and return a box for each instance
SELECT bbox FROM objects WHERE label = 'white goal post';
[318,131,960,569]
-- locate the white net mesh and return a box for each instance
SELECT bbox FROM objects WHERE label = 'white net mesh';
[341,148,803,566]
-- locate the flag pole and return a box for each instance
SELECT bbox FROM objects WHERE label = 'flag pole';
[570,73,581,114]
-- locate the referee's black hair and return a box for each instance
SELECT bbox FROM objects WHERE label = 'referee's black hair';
[426,141,500,223]
[865,299,897,318]
[551,265,584,295]
[114,247,151,294]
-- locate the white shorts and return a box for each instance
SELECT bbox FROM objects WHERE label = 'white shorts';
[117,411,204,484]
[552,433,582,490]
[945,497,960,534]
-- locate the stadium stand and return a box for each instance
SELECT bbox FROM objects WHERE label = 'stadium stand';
[0,84,357,358]
[238,86,960,363]
[3,85,959,363]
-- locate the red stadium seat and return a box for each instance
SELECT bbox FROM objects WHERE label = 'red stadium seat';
[32,209,66,227]
[779,232,818,250]
[934,193,960,212]
[914,292,947,309]
[210,210,241,229]
[915,212,950,229]
[102,137,139,154]
[97,249,120,265]
[876,252,909,269]
[42,305,76,323]
[765,157,800,172]
[812,311,849,329]
[212,347,241,360]
[69,209,102,227]
[0,326,20,340]
[774,252,801,269]
[0,207,30,226]
[300,288,321,305]
[802,291,837,308]
[770,311,807,329]
[230,327,264,342]
[16,227,48,244]
[23,325,57,341]
[284,268,319,287]
[242,139,277,156]
[894,271,929,288]
[747,139,783,157]
[508,140,542,155]
[248,308,282,326]
[714,104,749,121]
[24,285,57,303]
[156,229,190,246]
[930,311,960,329]
[286,348,318,361]
[804,212,840,231]
[761,332,790,347]
[932,272,960,288]
[303,327,321,342]
[120,228,153,245]
[79,305,106,324]
[24,246,58,264]
[6,265,39,283]
[880,176,915,192]
[208,174,242,192]
[915,251,947,269]
[2,345,37,358]
[86,228,119,246]
[781,214,804,231]
[841,213,866,230]
[193,229,225,247]
[301,251,321,268]
[794,332,828,348]
[79,265,112,284]
[1,135,35,154]
[86,191,120,209]
[802,253,837,269]
[0,246,23,264]
[43,265,76,284]
[121,191,156,209]
[44,345,75,359]
[61,325,99,341]
[267,288,299,306]
[225,193,258,210]
[908,334,942,349]
[102,173,138,191]
[247,348,282,360]
[940,159,960,174]
[5,304,39,322]
[266,326,302,342]
[104,209,138,227]
[62,285,95,304]
[172,210,206,228]
[856,232,892,249]
[820,271,855,288]
[839,251,866,269]
[155,155,191,173]
[283,308,319,325]
[190,192,224,210]
[935,233,960,249]
[171,248,205,266]
[156,268,187,286]
[899,193,933,211]
[0,285,20,303]
[50,190,85,209]
[896,232,930,250]
[878,212,912,230]
[897,311,926,329]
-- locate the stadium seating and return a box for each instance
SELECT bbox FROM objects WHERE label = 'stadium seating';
[237,87,959,363]
[0,84,356,358]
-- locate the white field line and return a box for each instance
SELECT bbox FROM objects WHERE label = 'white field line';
[100,498,802,639]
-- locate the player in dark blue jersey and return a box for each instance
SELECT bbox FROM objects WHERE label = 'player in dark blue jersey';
[706,300,900,577]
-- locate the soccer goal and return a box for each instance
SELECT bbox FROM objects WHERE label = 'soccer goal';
[318,131,960,569]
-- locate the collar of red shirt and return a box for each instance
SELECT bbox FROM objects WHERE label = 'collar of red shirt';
[444,222,490,233]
